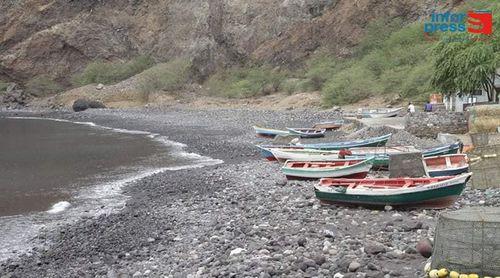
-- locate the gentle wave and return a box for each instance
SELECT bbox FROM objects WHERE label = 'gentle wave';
[1,116,223,262]
[47,201,71,214]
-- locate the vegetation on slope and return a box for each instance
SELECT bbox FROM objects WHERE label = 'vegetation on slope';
[205,66,287,98]
[203,1,498,107]
[137,58,192,94]
[0,81,9,92]
[71,55,154,86]
[28,0,496,109]
[203,19,435,105]
[25,75,62,97]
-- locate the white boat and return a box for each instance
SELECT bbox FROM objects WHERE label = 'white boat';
[358,107,403,118]
[347,146,420,155]
[286,128,326,138]
[266,147,341,162]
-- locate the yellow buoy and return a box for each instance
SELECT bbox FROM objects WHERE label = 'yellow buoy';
[428,269,439,278]
[449,271,459,278]
[459,275,468,278]
[468,275,479,278]
[437,268,449,277]
[424,262,431,273]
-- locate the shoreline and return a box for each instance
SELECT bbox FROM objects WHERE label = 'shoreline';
[0,107,498,278]
[0,115,222,263]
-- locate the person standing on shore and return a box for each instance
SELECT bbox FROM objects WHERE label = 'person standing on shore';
[424,101,433,112]
[408,102,415,114]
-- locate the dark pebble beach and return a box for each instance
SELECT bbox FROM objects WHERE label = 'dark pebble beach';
[0,107,498,278]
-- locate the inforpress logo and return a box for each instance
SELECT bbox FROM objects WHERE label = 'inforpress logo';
[424,10,493,40]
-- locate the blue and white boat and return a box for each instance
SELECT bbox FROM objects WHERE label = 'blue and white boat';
[298,134,392,150]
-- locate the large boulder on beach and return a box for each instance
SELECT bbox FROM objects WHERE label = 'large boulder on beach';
[72,99,106,112]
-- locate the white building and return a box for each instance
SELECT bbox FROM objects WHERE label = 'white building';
[444,70,500,112]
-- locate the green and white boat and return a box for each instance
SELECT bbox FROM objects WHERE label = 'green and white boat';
[314,173,472,209]
[281,158,374,180]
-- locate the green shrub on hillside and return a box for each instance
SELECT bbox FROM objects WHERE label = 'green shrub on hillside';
[280,78,317,94]
[355,18,404,56]
[305,55,351,90]
[314,21,434,105]
[206,66,286,98]
[72,55,154,86]
[26,75,62,97]
[0,81,9,92]
[401,62,433,98]
[137,58,192,94]
[322,65,381,106]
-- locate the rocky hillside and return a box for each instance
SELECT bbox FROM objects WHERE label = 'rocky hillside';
[0,0,440,87]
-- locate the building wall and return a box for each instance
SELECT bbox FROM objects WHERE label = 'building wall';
[444,90,490,112]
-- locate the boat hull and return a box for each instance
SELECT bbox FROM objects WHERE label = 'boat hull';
[300,134,391,150]
[422,143,460,157]
[286,172,367,181]
[253,126,289,138]
[428,166,469,177]
[287,128,326,138]
[256,145,304,161]
[313,120,344,130]
[315,174,471,209]
[313,123,342,130]
[359,108,403,118]
[269,148,340,162]
[282,159,373,180]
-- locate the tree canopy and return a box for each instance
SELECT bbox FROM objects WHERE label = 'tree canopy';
[431,4,500,102]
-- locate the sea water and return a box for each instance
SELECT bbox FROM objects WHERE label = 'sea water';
[0,117,221,261]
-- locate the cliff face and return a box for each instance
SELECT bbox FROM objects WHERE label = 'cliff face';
[0,0,433,85]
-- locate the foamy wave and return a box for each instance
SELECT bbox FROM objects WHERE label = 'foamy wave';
[1,116,223,263]
[47,201,71,214]
[7,116,224,200]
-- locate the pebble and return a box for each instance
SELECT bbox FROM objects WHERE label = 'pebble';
[2,108,495,277]
[229,248,246,256]
[348,261,361,272]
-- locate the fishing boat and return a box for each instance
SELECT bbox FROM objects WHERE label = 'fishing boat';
[298,134,391,150]
[424,154,469,177]
[313,120,344,130]
[253,126,289,138]
[266,147,340,162]
[346,146,420,156]
[343,144,462,168]
[287,128,326,138]
[281,158,374,180]
[255,145,303,161]
[314,173,472,209]
[358,107,403,118]
[422,143,461,157]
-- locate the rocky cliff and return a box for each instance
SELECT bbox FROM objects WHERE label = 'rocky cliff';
[0,0,438,86]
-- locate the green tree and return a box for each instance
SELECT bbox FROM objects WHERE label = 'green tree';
[432,2,500,102]
[431,35,498,102]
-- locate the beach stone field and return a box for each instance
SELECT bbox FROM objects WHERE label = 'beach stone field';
[0,108,499,278]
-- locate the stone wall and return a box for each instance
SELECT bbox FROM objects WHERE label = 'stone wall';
[405,111,468,138]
